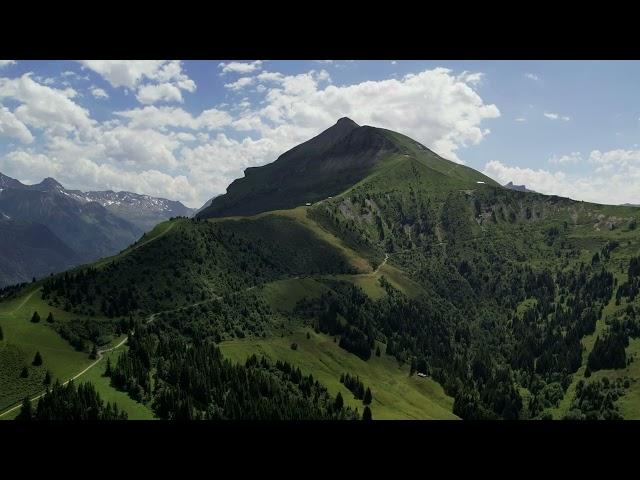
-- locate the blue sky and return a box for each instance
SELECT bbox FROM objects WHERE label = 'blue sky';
[0,59,638,207]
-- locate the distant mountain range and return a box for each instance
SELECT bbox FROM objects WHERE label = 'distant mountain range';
[71,190,195,232]
[0,172,195,287]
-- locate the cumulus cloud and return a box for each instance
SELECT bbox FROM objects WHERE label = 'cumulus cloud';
[524,73,539,81]
[218,61,263,75]
[483,155,640,205]
[78,60,196,105]
[0,73,94,135]
[0,105,34,143]
[233,67,499,162]
[90,87,109,99]
[544,112,570,121]
[224,77,255,91]
[136,83,184,104]
[0,60,16,69]
[114,105,232,131]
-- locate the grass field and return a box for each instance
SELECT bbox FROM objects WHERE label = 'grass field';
[0,286,153,419]
[219,327,457,420]
[0,286,95,411]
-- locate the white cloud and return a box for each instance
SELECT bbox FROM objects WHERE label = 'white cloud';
[0,74,94,135]
[78,60,196,105]
[515,117,526,122]
[78,60,166,89]
[391,61,397,65]
[589,149,640,172]
[224,77,255,91]
[549,152,582,164]
[0,60,16,69]
[544,112,570,121]
[483,155,640,205]
[90,87,109,99]
[114,105,232,131]
[0,105,34,143]
[256,71,285,83]
[218,61,263,75]
[236,67,499,162]
[524,73,540,81]
[136,83,184,104]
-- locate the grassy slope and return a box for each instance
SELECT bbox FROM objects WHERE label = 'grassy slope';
[0,286,94,411]
[220,328,457,420]
[0,283,154,419]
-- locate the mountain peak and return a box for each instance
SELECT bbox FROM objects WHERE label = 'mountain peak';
[0,172,25,190]
[36,177,64,191]
[335,117,359,128]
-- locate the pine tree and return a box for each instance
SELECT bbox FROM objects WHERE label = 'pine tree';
[0,324,3,341]
[375,345,381,357]
[89,345,98,360]
[32,351,43,366]
[363,387,372,405]
[16,397,32,420]
[104,357,112,377]
[46,312,54,323]
[334,392,344,410]
[43,370,52,386]
[20,366,29,378]
[362,405,372,421]
[30,311,40,323]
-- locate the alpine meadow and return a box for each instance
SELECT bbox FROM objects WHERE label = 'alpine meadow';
[1,60,640,422]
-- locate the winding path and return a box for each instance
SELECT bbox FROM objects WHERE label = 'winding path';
[0,335,129,418]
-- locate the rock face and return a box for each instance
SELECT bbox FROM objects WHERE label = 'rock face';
[504,181,536,193]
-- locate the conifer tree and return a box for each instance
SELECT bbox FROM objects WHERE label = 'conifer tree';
[16,397,32,420]
[375,345,381,357]
[32,351,43,366]
[30,311,40,323]
[334,392,344,410]
[362,406,372,421]
[363,387,372,406]
[20,366,29,378]
[0,324,3,341]
[89,345,98,360]
[46,312,54,323]
[105,357,112,377]
[43,370,52,386]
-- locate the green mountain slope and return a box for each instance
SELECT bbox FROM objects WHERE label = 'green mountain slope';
[3,119,640,421]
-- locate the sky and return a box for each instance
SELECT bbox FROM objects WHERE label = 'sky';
[0,59,638,208]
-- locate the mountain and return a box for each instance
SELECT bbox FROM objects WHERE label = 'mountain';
[194,195,219,216]
[199,117,497,218]
[0,173,145,287]
[0,177,142,263]
[3,119,640,421]
[0,216,79,287]
[504,181,536,193]
[73,190,195,231]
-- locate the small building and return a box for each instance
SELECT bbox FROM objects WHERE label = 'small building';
[476,181,485,184]
[417,372,427,378]
[305,202,312,206]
